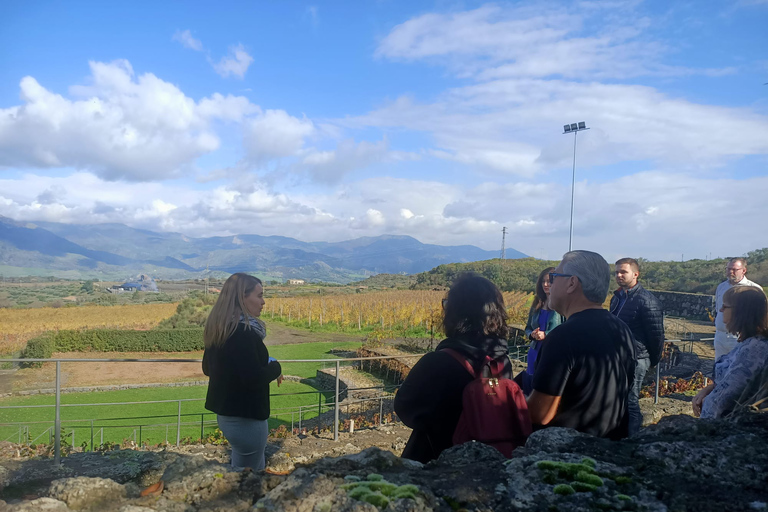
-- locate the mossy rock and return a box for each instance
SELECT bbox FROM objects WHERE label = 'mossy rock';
[553,484,575,496]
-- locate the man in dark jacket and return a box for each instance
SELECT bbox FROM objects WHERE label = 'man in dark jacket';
[610,257,665,435]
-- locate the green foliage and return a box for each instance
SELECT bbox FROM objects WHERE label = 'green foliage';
[341,476,419,509]
[613,476,633,485]
[553,484,575,496]
[574,472,604,487]
[21,329,204,364]
[157,292,218,329]
[20,333,55,367]
[617,494,632,501]
[409,251,768,294]
[581,457,597,469]
[571,481,599,493]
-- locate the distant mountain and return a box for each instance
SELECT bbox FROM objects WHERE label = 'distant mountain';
[0,216,527,282]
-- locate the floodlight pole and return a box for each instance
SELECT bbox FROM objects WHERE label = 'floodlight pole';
[562,122,589,252]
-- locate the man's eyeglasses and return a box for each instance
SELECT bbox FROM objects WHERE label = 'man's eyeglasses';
[548,272,573,284]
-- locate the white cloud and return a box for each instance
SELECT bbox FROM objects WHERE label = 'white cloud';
[300,138,389,184]
[173,29,203,51]
[0,60,265,181]
[376,4,732,80]
[212,44,254,79]
[1,170,767,260]
[244,109,315,163]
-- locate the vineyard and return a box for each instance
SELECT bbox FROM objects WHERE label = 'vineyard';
[0,303,178,354]
[262,290,531,333]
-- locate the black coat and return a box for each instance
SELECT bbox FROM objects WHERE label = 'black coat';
[202,323,282,420]
[609,284,665,366]
[394,336,514,463]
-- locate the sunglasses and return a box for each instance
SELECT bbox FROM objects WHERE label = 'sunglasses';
[548,272,574,284]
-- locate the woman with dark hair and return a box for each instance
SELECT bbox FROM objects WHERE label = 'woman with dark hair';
[202,273,283,470]
[519,267,565,394]
[395,273,529,462]
[692,286,768,419]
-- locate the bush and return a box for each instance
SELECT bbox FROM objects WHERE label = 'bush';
[21,333,56,367]
[21,329,204,363]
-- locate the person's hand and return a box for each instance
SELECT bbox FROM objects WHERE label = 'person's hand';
[277,374,284,387]
[691,383,714,417]
[535,330,546,341]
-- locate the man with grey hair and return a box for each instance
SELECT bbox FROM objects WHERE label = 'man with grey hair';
[714,257,763,361]
[527,250,636,439]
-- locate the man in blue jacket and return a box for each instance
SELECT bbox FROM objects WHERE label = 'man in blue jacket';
[610,258,665,435]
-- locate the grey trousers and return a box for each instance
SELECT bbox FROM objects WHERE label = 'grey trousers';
[216,415,269,470]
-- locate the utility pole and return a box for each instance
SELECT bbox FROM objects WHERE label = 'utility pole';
[500,227,507,260]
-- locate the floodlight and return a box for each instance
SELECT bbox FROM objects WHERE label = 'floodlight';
[561,121,590,251]
[578,121,586,129]
[570,123,578,131]
[564,125,571,132]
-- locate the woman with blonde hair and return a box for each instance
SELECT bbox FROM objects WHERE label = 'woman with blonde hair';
[202,273,282,469]
[692,286,768,419]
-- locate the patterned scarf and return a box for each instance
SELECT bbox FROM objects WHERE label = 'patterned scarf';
[239,314,267,340]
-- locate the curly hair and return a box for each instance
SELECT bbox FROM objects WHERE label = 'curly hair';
[442,273,509,339]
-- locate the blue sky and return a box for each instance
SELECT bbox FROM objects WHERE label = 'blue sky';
[1,0,767,262]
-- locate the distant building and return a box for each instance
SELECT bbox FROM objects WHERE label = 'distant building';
[108,274,159,293]
[287,279,305,285]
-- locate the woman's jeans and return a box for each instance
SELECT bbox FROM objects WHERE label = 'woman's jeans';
[216,415,269,470]
[628,357,651,435]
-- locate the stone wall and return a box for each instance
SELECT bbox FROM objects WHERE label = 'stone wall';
[649,289,714,320]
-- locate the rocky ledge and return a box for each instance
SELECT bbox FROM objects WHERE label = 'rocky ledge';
[0,413,766,512]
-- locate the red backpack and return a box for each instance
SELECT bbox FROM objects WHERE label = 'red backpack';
[443,349,533,458]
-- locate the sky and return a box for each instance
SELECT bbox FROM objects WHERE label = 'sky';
[1,0,767,263]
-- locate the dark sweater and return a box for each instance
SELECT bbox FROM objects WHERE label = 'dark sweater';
[394,336,514,463]
[202,323,282,420]
[609,284,665,366]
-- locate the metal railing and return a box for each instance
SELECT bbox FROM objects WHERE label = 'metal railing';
[1,354,421,464]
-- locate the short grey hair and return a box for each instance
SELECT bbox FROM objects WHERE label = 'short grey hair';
[560,250,610,303]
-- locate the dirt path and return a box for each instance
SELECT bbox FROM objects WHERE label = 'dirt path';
[3,325,364,393]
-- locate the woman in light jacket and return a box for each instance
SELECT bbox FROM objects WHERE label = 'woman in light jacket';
[202,273,282,470]
[519,267,564,395]
[692,286,768,419]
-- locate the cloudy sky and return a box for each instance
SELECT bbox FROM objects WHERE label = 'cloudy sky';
[1,0,767,262]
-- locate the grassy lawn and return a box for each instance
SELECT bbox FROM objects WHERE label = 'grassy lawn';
[0,340,364,447]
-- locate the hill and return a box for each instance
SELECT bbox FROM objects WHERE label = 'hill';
[409,248,768,294]
[0,216,526,283]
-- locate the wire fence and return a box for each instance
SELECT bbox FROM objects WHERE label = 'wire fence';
[0,336,713,462]
[0,354,419,463]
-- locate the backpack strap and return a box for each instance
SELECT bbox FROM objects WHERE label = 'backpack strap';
[441,348,476,378]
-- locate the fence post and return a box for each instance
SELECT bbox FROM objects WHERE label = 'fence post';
[138,426,142,446]
[165,425,168,445]
[54,361,61,464]
[334,360,340,442]
[90,420,94,452]
[176,401,182,446]
[200,414,204,442]
[291,412,294,433]
[298,406,302,432]
[654,364,660,405]
[379,397,383,426]
[100,428,103,447]
[72,429,75,450]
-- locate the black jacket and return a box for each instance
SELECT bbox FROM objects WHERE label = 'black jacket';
[394,336,514,463]
[202,323,282,420]
[609,284,665,366]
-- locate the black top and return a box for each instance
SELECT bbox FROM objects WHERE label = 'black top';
[202,323,282,420]
[609,284,665,366]
[532,309,635,439]
[394,336,514,463]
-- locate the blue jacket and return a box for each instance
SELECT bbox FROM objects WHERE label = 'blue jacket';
[525,306,564,339]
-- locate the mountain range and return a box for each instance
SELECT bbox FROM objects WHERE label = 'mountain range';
[0,216,526,283]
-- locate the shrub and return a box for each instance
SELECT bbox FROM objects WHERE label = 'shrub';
[21,329,204,363]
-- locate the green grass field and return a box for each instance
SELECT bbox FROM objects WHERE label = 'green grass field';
[0,340,363,448]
